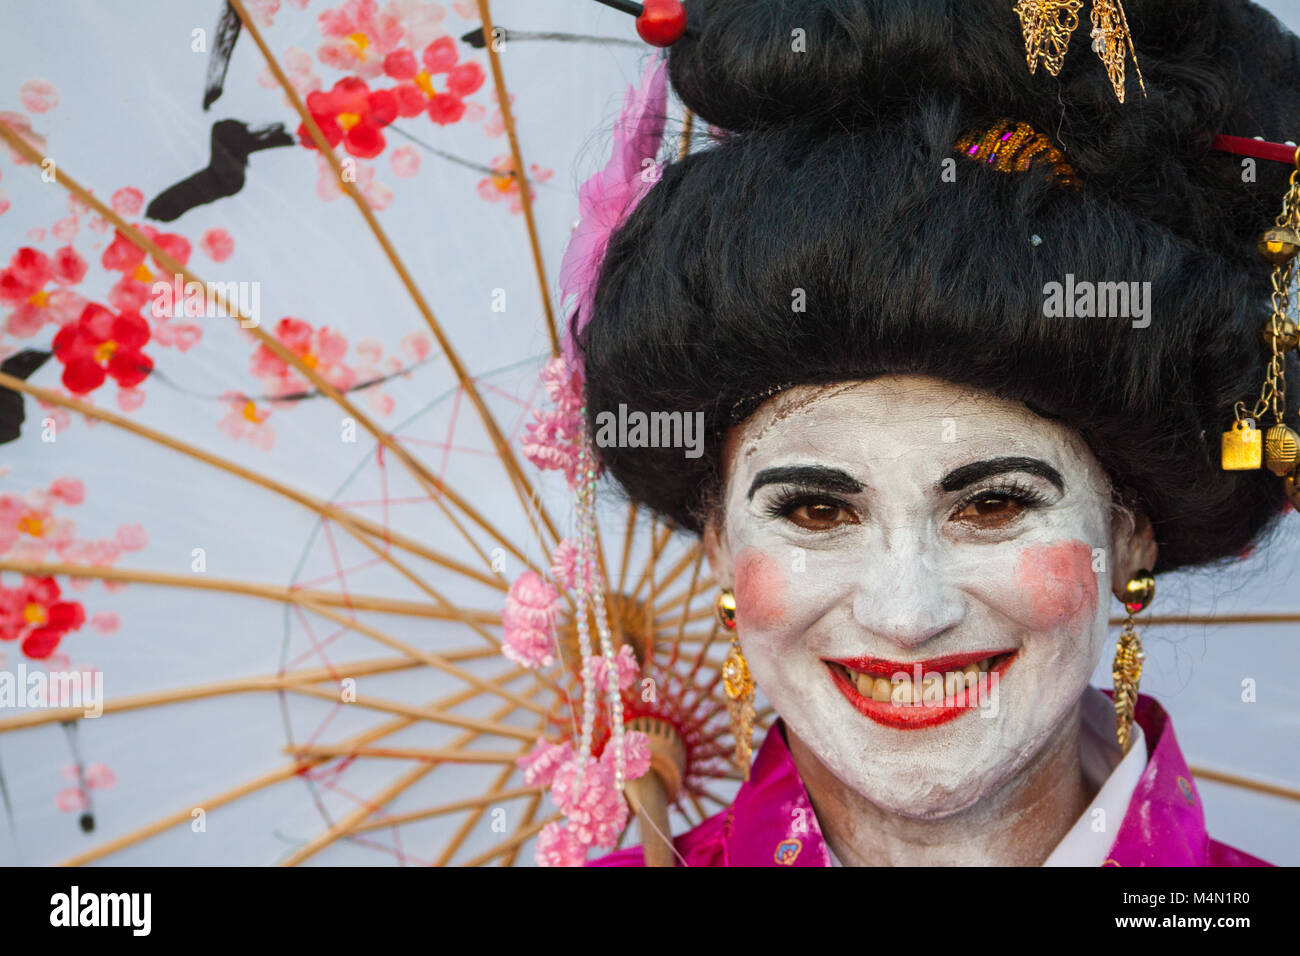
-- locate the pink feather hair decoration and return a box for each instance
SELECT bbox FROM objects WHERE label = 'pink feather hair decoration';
[558,52,669,371]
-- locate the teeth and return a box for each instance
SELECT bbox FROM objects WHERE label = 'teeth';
[841,655,1003,703]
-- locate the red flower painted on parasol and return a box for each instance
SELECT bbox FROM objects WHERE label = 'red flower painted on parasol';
[0,575,86,660]
[51,303,153,394]
[297,76,398,159]
[0,244,89,338]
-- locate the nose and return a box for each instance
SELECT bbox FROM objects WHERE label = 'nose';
[850,526,964,651]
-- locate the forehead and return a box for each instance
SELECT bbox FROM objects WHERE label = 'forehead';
[721,375,1104,491]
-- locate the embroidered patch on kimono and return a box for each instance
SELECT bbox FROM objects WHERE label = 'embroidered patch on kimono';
[774,838,802,865]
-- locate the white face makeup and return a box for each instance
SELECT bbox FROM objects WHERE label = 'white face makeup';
[708,375,1138,819]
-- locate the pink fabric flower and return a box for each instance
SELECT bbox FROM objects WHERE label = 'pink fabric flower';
[622,730,653,782]
[516,737,574,788]
[587,643,640,693]
[548,756,629,848]
[557,54,668,365]
[545,731,653,850]
[534,820,587,867]
[549,538,578,591]
[540,355,583,414]
[501,570,560,669]
[520,359,590,488]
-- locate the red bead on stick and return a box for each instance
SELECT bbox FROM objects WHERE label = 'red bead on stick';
[635,0,687,47]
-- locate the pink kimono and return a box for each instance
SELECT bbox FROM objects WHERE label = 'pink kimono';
[590,694,1270,867]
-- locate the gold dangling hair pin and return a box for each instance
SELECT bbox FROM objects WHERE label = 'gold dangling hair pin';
[1113,571,1153,755]
[717,588,756,781]
[1014,0,1146,103]
[1222,158,1300,487]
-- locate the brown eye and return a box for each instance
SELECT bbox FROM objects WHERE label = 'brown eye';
[952,495,1025,527]
[786,501,857,531]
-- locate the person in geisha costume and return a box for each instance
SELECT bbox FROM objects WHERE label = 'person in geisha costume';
[529,0,1300,866]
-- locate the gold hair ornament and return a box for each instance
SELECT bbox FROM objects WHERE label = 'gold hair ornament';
[1013,0,1146,103]
[1223,161,1300,503]
[954,118,1079,188]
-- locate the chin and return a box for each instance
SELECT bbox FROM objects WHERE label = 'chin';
[843,750,1023,819]
[779,671,1083,820]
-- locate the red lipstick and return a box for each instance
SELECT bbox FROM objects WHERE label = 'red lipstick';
[825,650,1017,730]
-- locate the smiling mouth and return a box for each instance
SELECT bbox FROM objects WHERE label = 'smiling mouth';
[824,649,1018,729]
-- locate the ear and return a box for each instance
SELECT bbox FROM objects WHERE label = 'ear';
[1109,507,1158,603]
[702,516,735,589]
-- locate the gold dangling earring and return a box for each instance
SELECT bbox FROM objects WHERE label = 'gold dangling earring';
[717,588,755,781]
[1113,570,1154,755]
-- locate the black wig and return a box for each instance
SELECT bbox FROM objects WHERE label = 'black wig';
[576,0,1300,573]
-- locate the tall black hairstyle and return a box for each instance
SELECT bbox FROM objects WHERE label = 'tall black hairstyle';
[576,0,1300,573]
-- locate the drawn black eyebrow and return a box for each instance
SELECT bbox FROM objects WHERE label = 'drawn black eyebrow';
[938,456,1064,493]
[746,465,865,501]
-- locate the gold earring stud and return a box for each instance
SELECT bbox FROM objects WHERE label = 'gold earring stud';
[715,587,736,630]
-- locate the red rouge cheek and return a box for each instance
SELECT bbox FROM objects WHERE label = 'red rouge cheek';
[734,549,788,629]
[1012,540,1099,631]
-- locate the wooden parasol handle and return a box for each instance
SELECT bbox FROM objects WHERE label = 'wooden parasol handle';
[624,717,687,867]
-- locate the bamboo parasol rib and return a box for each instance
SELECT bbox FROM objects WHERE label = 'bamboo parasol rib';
[0,654,470,732]
[285,746,527,762]
[0,559,497,622]
[295,596,553,714]
[288,686,540,740]
[667,549,705,667]
[347,785,541,834]
[617,502,639,594]
[1189,765,1300,803]
[654,575,716,620]
[630,519,673,603]
[474,0,560,356]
